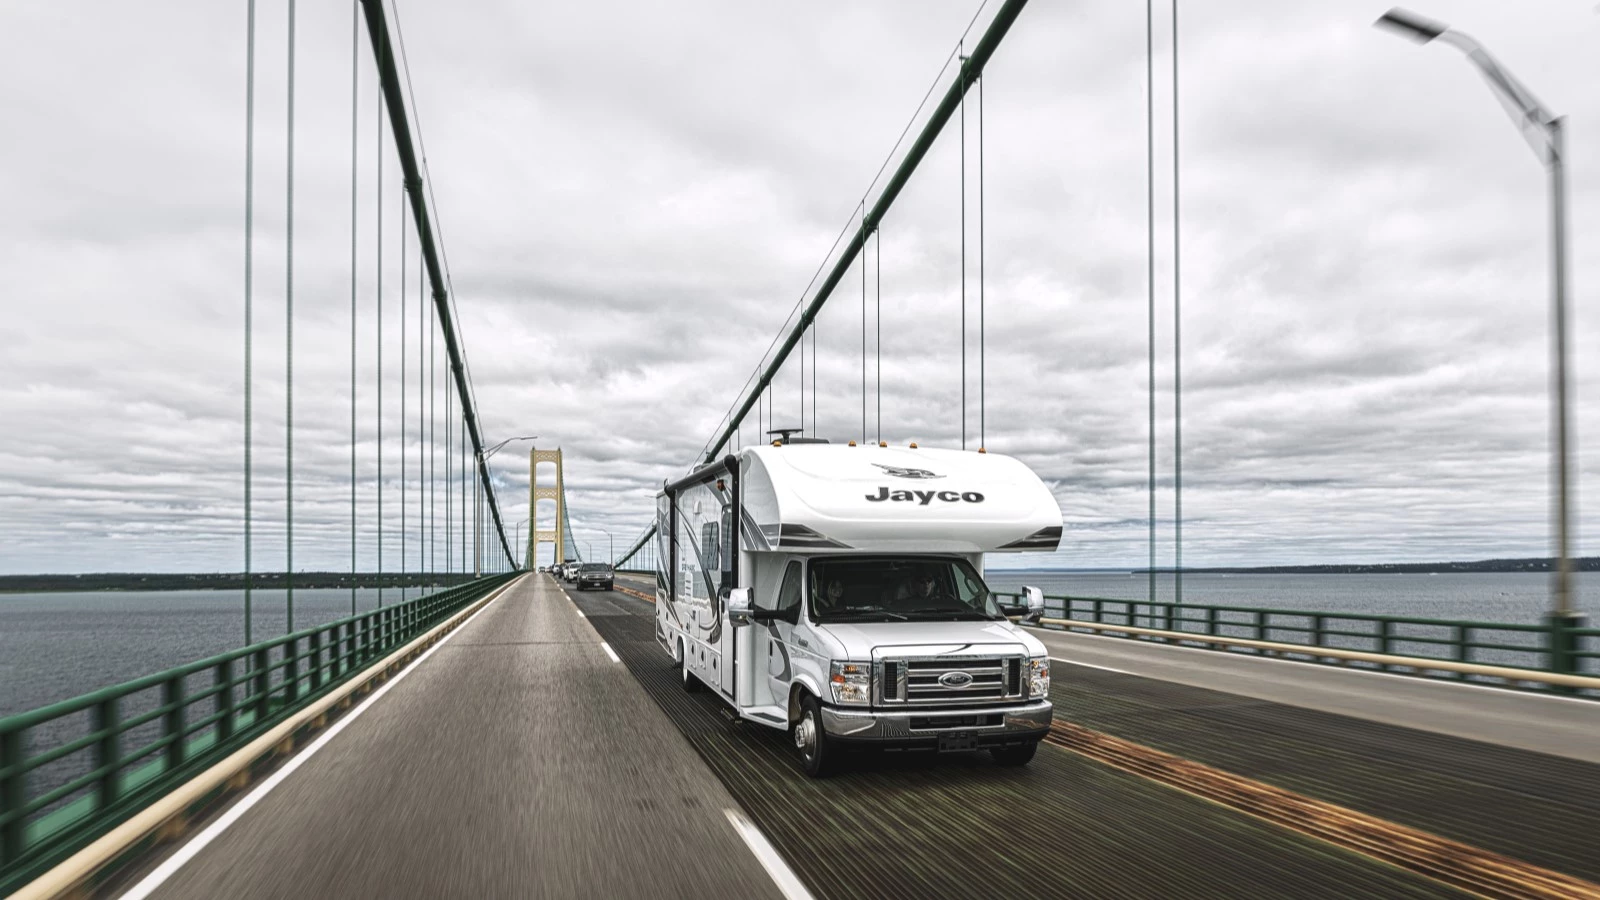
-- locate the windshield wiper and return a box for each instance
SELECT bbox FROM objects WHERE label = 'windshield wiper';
[824,606,908,621]
[902,608,1002,621]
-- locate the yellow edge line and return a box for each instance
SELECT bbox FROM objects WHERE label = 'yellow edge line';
[1045,721,1600,900]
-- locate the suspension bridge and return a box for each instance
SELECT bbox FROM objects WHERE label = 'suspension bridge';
[2,1,1598,898]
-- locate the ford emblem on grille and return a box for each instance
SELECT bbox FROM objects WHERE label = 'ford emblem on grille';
[939,671,974,689]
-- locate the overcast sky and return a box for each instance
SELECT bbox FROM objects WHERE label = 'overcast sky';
[2,0,1598,575]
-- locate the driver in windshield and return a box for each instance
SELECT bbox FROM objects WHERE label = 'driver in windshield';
[905,571,952,605]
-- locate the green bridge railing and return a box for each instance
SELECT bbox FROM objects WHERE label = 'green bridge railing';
[997,592,1598,691]
[0,572,520,895]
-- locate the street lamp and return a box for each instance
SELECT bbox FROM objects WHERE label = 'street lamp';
[1375,10,1579,636]
[595,528,614,566]
[473,435,537,576]
[513,517,530,570]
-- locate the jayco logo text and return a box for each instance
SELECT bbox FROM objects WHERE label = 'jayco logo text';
[865,487,985,505]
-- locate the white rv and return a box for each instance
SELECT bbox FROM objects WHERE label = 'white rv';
[654,441,1060,777]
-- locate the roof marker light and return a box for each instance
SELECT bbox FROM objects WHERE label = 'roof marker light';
[848,440,857,446]
[978,447,987,454]
[908,442,918,449]
[878,441,887,448]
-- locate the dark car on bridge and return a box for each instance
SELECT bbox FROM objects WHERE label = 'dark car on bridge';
[575,563,613,591]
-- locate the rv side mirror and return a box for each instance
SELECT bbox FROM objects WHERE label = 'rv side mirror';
[1022,586,1045,624]
[727,588,753,627]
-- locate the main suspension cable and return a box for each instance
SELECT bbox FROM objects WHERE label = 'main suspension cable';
[242,0,256,645]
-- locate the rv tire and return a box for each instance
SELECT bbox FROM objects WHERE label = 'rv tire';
[794,693,837,778]
[679,641,702,693]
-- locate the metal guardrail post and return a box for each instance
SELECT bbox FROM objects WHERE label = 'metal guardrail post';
[285,636,299,704]
[1313,615,1326,652]
[1546,613,1584,693]
[2,728,23,865]
[253,647,270,722]
[309,630,323,693]
[1207,607,1221,649]
[93,698,119,812]
[162,675,185,773]
[216,659,235,743]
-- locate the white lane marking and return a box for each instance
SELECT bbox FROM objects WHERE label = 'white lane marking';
[117,588,508,900]
[575,609,586,619]
[723,808,813,900]
[600,641,620,663]
[1051,657,1132,675]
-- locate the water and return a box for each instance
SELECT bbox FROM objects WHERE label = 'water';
[0,586,450,720]
[982,570,1592,625]
[2,574,1594,720]
[982,570,1595,676]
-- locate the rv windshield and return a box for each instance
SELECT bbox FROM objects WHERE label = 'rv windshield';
[807,556,1004,623]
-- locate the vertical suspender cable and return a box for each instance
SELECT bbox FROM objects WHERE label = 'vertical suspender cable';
[417,244,424,581]
[284,0,296,634]
[400,184,408,601]
[429,263,436,579]
[960,48,967,452]
[978,72,985,450]
[876,226,881,444]
[445,366,451,573]
[1172,0,1183,606]
[349,0,359,616]
[800,323,805,435]
[861,202,867,445]
[375,59,384,609]
[1146,0,1156,605]
[242,0,256,646]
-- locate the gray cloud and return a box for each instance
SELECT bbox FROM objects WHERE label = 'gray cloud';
[2,0,1598,577]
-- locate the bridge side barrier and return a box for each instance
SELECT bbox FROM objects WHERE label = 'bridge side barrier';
[0,572,520,897]
[996,592,1597,693]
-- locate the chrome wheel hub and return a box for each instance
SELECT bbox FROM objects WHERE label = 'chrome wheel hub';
[794,713,816,755]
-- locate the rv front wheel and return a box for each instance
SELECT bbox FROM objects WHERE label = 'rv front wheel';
[679,642,702,693]
[794,694,837,777]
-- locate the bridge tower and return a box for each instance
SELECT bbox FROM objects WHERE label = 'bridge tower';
[529,447,566,568]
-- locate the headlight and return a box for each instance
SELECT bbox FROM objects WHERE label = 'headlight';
[830,661,871,705]
[1028,657,1050,698]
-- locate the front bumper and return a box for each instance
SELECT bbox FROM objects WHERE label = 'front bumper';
[820,699,1051,747]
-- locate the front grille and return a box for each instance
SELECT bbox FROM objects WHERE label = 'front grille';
[878,656,1025,706]
[909,713,1003,731]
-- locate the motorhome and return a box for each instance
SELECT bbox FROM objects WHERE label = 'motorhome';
[655,441,1060,776]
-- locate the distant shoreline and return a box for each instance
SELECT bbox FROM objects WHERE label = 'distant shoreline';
[0,572,481,594]
[997,557,1600,576]
[6,557,1596,592]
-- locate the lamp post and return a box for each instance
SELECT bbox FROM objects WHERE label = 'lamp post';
[1376,9,1581,662]
[513,517,530,570]
[596,528,614,566]
[473,435,537,576]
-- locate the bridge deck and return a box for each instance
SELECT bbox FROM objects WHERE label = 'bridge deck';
[584,578,1464,899]
[122,574,780,899]
[99,573,1600,898]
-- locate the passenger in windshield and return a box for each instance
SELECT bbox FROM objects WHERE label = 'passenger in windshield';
[816,579,846,615]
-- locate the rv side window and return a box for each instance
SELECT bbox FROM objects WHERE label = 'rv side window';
[768,561,801,614]
[700,522,719,575]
